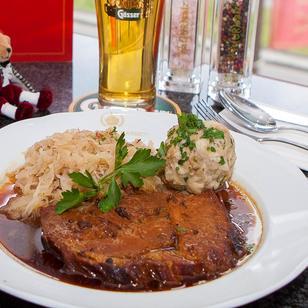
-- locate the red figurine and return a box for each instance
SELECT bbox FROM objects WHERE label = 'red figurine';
[0,32,53,120]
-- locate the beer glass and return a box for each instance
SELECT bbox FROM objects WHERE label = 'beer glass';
[96,0,165,109]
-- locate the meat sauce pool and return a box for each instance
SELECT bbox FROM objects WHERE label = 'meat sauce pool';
[0,183,262,291]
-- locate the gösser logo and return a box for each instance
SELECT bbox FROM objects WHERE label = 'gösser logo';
[116,9,141,20]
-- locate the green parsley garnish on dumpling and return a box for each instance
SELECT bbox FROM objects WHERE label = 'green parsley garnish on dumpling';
[164,113,236,194]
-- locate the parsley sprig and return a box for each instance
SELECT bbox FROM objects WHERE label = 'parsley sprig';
[56,132,165,214]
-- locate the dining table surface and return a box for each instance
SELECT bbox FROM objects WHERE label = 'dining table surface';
[0,33,307,308]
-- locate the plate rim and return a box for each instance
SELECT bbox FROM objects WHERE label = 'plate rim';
[0,109,307,308]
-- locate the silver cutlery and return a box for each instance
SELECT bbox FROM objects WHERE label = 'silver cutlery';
[196,99,308,151]
[218,91,308,134]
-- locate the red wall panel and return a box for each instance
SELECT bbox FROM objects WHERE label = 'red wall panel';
[0,0,73,62]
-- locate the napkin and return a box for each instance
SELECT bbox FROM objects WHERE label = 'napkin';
[220,109,308,171]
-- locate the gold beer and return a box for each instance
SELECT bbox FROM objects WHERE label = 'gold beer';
[96,0,164,108]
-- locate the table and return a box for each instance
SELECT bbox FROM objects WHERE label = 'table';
[0,34,307,307]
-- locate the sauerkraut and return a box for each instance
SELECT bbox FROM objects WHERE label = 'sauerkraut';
[3,129,160,221]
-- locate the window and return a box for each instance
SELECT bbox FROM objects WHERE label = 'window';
[255,0,308,86]
[74,0,97,37]
[73,0,308,86]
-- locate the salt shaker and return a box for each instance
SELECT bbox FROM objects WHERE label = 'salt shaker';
[158,0,207,94]
[208,0,259,99]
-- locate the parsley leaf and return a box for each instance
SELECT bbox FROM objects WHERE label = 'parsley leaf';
[115,132,128,168]
[69,171,98,189]
[85,170,98,188]
[246,243,255,254]
[121,172,144,188]
[156,142,166,159]
[55,189,97,214]
[178,113,204,130]
[121,149,165,177]
[98,177,121,212]
[207,146,216,152]
[202,127,224,140]
[168,113,205,165]
[178,146,188,165]
[125,148,151,164]
[219,156,225,165]
[176,225,188,233]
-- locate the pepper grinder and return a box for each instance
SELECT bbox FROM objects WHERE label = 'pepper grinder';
[208,0,260,99]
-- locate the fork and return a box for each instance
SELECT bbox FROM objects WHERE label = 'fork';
[196,99,308,151]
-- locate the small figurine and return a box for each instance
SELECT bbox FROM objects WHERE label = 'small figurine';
[0,32,53,120]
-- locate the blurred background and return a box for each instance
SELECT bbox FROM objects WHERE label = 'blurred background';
[74,0,308,86]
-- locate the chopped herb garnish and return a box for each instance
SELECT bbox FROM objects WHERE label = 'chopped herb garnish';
[167,114,205,165]
[167,127,176,138]
[219,156,225,165]
[187,138,196,150]
[207,146,216,152]
[178,113,204,130]
[246,243,255,254]
[156,142,166,159]
[56,133,165,214]
[179,146,189,165]
[176,225,188,233]
[202,127,224,141]
[167,113,225,165]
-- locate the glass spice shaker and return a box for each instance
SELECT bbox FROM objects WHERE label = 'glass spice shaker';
[208,0,259,99]
[158,0,207,94]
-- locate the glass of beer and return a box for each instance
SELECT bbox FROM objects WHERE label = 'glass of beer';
[96,0,165,109]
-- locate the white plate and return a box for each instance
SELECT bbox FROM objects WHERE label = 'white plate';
[0,110,307,308]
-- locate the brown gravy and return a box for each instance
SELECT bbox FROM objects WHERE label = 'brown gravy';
[0,183,261,290]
